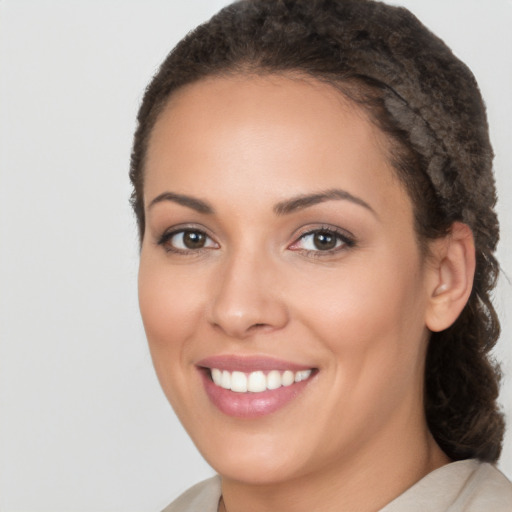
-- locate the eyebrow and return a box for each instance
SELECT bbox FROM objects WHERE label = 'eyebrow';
[273,188,377,216]
[147,188,376,217]
[148,192,214,214]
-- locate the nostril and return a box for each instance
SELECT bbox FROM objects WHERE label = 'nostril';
[248,323,270,332]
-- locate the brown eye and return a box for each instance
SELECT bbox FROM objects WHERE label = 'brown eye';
[288,227,355,255]
[182,230,206,249]
[312,231,337,250]
[159,229,218,252]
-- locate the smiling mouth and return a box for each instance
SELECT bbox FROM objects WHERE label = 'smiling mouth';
[197,356,317,417]
[209,368,314,393]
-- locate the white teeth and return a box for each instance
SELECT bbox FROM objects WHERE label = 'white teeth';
[210,368,313,393]
[302,369,312,380]
[211,368,222,386]
[282,370,295,387]
[247,371,267,392]
[221,370,231,389]
[295,369,312,382]
[230,371,247,393]
[267,370,282,390]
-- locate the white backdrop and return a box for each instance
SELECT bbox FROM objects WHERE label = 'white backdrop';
[0,1,510,511]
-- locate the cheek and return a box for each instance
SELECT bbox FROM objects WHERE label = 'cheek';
[290,249,428,376]
[137,257,206,374]
[289,255,429,441]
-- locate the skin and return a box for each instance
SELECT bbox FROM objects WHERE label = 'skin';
[138,75,456,512]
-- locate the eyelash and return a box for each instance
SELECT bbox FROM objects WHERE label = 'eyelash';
[157,225,356,257]
[289,226,356,257]
[157,226,218,254]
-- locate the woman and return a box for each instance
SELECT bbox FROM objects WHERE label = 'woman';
[130,0,512,510]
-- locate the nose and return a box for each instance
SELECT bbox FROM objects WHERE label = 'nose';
[206,250,289,339]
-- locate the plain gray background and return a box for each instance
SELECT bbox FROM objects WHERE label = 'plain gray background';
[0,1,510,511]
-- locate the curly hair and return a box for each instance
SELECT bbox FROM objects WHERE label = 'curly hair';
[130,0,504,461]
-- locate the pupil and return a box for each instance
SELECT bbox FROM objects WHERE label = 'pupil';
[314,231,336,250]
[183,231,205,249]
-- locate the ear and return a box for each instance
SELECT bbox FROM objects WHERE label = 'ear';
[425,222,476,332]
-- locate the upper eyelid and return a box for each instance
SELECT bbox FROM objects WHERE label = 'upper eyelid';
[158,223,215,238]
[292,224,355,241]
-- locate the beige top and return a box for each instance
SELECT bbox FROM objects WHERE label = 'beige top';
[162,459,512,512]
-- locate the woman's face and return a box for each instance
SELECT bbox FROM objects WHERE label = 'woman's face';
[139,75,437,485]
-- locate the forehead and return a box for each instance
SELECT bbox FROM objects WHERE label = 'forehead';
[150,74,385,151]
[144,74,411,220]
[147,74,388,156]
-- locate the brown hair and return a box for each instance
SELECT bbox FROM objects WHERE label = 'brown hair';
[130,0,504,461]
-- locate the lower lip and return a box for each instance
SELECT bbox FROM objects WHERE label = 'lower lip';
[200,370,313,418]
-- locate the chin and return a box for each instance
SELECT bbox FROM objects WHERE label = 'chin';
[191,422,314,484]
[208,451,307,485]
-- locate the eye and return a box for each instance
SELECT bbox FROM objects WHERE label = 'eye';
[158,228,218,253]
[289,227,355,254]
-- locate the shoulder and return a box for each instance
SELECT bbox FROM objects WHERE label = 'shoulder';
[380,459,512,512]
[459,461,512,511]
[160,476,222,512]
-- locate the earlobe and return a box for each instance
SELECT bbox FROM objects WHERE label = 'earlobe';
[425,222,476,332]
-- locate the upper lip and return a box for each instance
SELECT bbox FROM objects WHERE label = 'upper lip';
[196,355,315,373]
